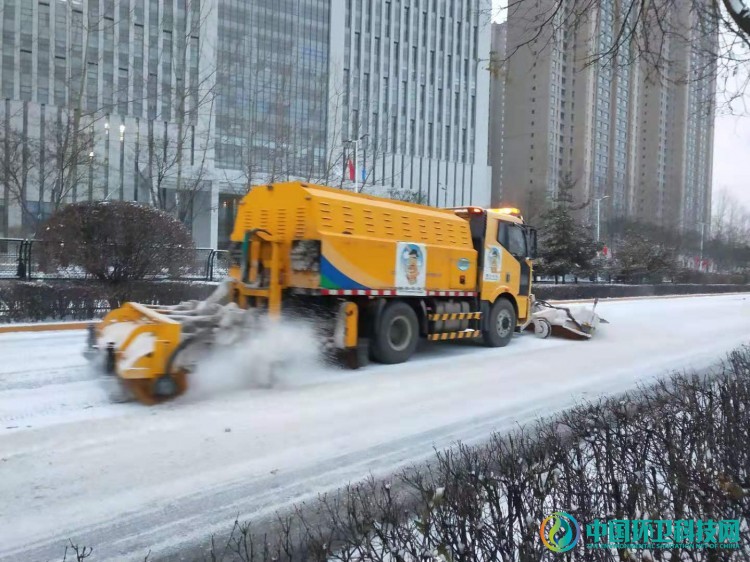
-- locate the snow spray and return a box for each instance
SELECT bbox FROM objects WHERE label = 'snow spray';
[184,316,326,400]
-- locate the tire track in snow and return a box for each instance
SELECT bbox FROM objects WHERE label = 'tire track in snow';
[1,400,582,562]
[0,330,113,429]
[0,296,749,562]
[0,380,114,427]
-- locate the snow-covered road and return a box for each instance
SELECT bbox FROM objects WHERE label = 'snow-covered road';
[1,294,749,561]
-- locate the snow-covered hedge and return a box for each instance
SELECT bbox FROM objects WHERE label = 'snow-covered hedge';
[535,282,750,301]
[176,347,749,561]
[0,280,215,323]
[36,200,196,282]
[2,281,748,324]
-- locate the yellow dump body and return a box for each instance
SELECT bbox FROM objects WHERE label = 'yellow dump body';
[231,182,478,294]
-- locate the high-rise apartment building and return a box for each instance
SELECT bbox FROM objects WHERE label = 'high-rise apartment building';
[0,0,492,248]
[494,0,716,233]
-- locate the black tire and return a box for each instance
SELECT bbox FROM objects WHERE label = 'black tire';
[154,374,179,398]
[483,298,517,347]
[371,301,419,364]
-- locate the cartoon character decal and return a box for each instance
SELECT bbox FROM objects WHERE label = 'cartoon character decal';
[483,246,502,282]
[395,242,427,295]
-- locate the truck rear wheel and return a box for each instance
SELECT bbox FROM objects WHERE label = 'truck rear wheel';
[371,301,419,364]
[483,298,516,348]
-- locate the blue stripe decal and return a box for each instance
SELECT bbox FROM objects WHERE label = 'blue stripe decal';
[320,255,369,290]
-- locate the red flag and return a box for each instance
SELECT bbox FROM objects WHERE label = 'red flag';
[347,159,355,181]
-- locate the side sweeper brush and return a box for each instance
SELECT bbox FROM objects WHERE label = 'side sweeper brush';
[83,279,357,404]
[83,280,260,404]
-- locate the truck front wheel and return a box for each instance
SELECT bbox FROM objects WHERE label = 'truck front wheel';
[483,298,517,348]
[371,301,419,364]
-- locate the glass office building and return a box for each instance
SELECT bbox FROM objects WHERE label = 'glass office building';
[0,0,492,247]
[214,0,331,179]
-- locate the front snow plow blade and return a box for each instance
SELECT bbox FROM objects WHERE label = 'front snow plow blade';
[524,297,609,340]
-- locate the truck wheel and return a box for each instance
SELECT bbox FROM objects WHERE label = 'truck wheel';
[483,298,517,348]
[371,301,419,364]
[534,318,552,339]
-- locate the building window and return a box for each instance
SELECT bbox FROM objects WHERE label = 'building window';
[19,49,32,100]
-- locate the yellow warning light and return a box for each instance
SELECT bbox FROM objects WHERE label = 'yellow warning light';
[492,207,523,217]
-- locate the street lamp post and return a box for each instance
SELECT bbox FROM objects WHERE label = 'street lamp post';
[474,57,490,80]
[119,124,126,201]
[354,138,360,192]
[88,151,94,201]
[595,195,610,243]
[469,56,490,205]
[699,221,705,271]
[361,133,369,189]
[134,124,140,202]
[104,120,110,199]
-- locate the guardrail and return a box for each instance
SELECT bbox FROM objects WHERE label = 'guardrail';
[0,238,229,282]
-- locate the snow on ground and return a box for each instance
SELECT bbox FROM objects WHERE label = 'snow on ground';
[0,294,748,562]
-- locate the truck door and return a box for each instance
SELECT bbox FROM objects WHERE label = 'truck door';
[487,219,531,320]
[506,224,531,295]
[480,218,518,296]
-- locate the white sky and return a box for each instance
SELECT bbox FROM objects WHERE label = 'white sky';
[490,0,750,210]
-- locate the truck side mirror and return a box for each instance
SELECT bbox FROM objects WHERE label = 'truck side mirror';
[527,228,538,260]
[241,232,251,282]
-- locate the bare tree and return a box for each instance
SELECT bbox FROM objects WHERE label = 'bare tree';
[0,114,35,229]
[0,109,100,234]
[140,117,213,225]
[0,1,125,235]
[386,187,429,204]
[43,109,98,212]
[712,187,750,246]
[135,0,216,226]
[220,69,349,193]
[305,77,350,187]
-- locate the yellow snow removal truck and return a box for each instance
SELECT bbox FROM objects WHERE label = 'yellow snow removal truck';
[85,181,603,404]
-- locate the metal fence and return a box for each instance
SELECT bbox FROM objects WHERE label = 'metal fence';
[0,237,229,282]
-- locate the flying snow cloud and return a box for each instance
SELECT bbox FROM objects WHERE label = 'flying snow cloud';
[184,317,325,400]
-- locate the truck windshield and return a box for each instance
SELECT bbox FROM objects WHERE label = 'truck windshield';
[498,221,527,258]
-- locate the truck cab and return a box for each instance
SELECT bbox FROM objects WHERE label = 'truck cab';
[451,206,538,324]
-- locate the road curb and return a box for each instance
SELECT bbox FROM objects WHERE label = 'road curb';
[0,321,95,334]
[548,291,750,305]
[0,292,746,334]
